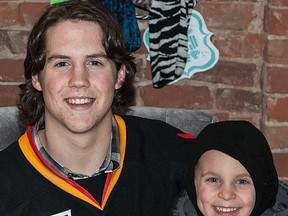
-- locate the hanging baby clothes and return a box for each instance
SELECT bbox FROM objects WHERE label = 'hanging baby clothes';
[91,0,141,52]
[149,0,198,88]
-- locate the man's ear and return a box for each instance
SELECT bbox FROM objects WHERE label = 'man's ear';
[115,64,126,90]
[31,74,43,91]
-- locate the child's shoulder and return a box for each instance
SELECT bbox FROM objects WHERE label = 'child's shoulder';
[170,190,197,216]
[261,181,288,216]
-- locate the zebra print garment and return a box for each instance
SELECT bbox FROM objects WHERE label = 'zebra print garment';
[149,0,198,88]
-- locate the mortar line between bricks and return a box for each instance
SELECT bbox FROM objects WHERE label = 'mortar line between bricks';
[0,82,22,85]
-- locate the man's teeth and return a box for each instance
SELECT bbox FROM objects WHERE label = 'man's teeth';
[68,98,92,105]
[215,206,238,212]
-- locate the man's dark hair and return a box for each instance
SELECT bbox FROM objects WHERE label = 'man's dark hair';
[17,0,137,126]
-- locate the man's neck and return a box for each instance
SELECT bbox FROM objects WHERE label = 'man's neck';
[38,117,113,176]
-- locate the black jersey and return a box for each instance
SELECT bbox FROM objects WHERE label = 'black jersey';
[0,115,195,216]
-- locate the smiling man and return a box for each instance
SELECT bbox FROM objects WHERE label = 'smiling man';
[0,1,195,215]
[31,20,125,175]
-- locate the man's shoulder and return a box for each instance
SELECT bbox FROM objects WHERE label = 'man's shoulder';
[120,115,186,133]
[120,114,169,124]
[121,114,195,142]
[119,115,195,163]
[0,141,30,179]
[0,141,21,162]
[0,142,29,196]
[0,141,36,183]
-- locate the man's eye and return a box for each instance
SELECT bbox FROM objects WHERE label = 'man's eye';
[206,177,220,183]
[55,62,68,67]
[89,60,102,66]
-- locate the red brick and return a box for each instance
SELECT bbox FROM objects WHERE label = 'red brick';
[140,85,212,109]
[5,30,29,54]
[216,88,262,112]
[266,97,288,122]
[194,61,255,87]
[266,39,288,64]
[263,125,288,149]
[144,61,152,80]
[19,2,48,26]
[133,56,149,83]
[213,112,229,122]
[270,0,288,6]
[0,85,19,106]
[0,30,7,52]
[273,153,288,178]
[198,2,259,31]
[266,66,288,93]
[0,30,29,54]
[267,8,288,35]
[0,2,19,27]
[213,33,265,58]
[0,59,24,82]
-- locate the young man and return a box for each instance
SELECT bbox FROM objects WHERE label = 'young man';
[185,121,279,216]
[0,1,194,215]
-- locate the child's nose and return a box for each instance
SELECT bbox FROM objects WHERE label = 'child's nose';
[218,184,236,200]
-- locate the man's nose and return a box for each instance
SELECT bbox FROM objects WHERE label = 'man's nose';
[68,66,90,88]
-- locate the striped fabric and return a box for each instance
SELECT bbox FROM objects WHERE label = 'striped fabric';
[149,0,198,87]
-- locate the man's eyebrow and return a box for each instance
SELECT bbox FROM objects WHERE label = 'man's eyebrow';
[47,55,70,62]
[87,53,109,59]
[47,53,109,62]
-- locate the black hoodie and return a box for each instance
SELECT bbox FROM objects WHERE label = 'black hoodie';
[186,120,279,216]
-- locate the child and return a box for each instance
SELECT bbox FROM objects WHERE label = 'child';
[186,120,279,216]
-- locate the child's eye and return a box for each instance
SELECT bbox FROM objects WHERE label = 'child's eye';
[206,177,220,183]
[236,179,250,185]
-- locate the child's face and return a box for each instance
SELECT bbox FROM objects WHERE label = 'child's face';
[194,150,256,216]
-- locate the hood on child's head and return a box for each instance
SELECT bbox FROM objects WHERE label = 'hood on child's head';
[186,120,278,216]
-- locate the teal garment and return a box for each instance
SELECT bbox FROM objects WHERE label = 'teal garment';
[91,0,141,52]
[50,0,141,51]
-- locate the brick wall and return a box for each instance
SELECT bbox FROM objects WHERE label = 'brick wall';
[0,0,287,182]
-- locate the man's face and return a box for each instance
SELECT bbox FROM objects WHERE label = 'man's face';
[32,20,125,134]
[194,150,256,216]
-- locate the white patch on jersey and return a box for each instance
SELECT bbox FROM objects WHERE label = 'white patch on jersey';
[50,209,72,216]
